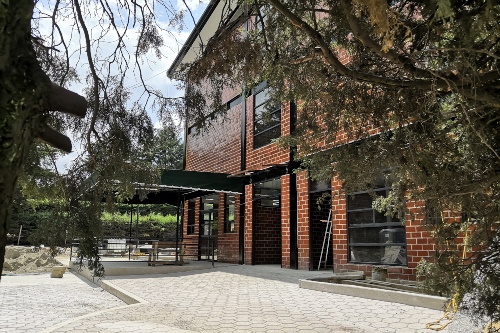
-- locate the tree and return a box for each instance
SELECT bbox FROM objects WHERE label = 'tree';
[1,0,191,278]
[179,0,500,322]
[147,126,184,170]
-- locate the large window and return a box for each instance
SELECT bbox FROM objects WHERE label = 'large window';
[254,178,281,207]
[253,85,281,149]
[224,194,235,233]
[347,188,407,265]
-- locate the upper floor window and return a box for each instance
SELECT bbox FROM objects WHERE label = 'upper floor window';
[254,84,281,149]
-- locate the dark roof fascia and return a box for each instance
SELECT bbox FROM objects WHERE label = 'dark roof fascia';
[167,0,221,78]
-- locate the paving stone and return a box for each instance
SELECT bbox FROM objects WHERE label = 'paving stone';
[4,264,454,333]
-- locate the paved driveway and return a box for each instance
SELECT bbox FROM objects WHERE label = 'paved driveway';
[0,272,125,333]
[48,264,448,333]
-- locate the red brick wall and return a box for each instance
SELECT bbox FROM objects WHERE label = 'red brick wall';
[296,170,310,270]
[185,84,293,175]
[330,175,349,273]
[245,99,291,170]
[404,199,435,279]
[185,104,242,174]
[217,194,240,264]
[253,198,282,265]
[182,198,201,260]
[331,175,435,281]
[281,175,291,268]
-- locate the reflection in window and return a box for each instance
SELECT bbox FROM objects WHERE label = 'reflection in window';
[200,194,218,236]
[224,194,235,233]
[253,85,281,149]
[347,188,406,265]
[187,199,195,235]
[254,178,281,207]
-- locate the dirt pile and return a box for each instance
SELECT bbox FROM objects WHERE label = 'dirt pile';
[3,246,63,274]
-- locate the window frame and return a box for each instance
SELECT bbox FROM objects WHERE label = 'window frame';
[199,194,219,236]
[253,83,281,149]
[347,187,407,265]
[224,194,236,233]
[187,199,196,235]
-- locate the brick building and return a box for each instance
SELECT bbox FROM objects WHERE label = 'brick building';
[163,1,435,281]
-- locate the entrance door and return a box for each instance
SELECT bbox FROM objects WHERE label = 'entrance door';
[199,194,219,260]
[309,180,333,270]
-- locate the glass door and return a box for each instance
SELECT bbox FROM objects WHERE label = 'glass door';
[199,194,219,260]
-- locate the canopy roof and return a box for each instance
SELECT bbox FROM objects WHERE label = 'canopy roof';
[160,169,244,194]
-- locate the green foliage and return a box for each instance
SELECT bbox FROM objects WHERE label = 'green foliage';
[101,212,178,225]
[144,126,184,169]
[182,0,500,322]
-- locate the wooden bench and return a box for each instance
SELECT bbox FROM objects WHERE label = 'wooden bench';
[147,241,186,266]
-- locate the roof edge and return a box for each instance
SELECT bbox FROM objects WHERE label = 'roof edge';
[167,0,222,78]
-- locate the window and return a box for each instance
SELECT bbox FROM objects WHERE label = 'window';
[347,188,407,265]
[187,125,197,136]
[187,199,195,235]
[227,96,241,110]
[253,85,281,149]
[254,178,281,207]
[224,194,235,233]
[200,194,219,236]
[310,179,332,193]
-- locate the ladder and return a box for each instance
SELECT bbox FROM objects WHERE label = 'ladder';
[318,209,332,270]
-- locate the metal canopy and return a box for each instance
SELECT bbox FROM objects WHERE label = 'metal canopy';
[161,170,244,194]
[122,188,191,206]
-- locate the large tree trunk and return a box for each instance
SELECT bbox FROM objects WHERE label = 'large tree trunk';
[0,0,51,279]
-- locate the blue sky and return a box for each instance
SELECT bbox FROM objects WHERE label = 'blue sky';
[34,0,209,171]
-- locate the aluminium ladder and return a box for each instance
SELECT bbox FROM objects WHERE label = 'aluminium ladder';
[318,209,332,270]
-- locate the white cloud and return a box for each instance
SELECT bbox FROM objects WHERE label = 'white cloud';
[34,1,200,173]
[55,150,79,173]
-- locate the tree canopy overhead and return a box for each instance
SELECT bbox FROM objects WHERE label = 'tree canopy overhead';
[180,0,500,322]
[1,0,191,278]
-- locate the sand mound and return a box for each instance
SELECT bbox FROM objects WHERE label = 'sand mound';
[3,246,63,274]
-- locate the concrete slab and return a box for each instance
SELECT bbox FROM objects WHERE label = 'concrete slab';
[299,278,447,311]
[69,259,216,278]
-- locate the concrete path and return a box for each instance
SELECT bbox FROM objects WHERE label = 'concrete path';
[37,264,448,333]
[0,272,125,333]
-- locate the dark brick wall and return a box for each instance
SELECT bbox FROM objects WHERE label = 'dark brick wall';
[185,105,242,174]
[217,194,240,264]
[253,199,282,265]
[181,17,438,279]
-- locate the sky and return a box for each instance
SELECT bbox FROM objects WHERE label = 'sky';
[34,0,209,171]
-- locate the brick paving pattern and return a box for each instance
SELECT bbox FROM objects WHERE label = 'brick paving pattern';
[0,272,125,333]
[49,264,448,333]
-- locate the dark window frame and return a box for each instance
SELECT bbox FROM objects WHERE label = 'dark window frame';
[254,177,281,207]
[347,187,407,265]
[253,84,281,149]
[199,194,219,236]
[224,194,236,233]
[187,199,196,235]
